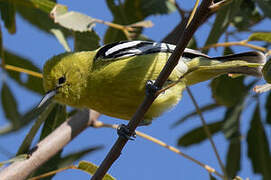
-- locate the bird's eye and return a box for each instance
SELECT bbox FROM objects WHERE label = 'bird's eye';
[58,76,66,85]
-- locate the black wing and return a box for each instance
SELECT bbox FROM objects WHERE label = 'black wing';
[94,40,209,61]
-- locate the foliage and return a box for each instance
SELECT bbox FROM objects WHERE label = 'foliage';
[0,0,271,179]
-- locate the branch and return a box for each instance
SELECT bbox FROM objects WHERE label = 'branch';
[91,0,214,179]
[0,110,91,180]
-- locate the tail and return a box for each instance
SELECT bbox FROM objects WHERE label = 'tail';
[211,51,266,77]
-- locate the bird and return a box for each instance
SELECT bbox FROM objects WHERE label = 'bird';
[39,40,266,123]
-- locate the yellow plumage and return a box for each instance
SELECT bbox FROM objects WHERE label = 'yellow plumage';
[41,41,265,122]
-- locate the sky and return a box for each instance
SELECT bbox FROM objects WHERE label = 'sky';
[0,0,270,179]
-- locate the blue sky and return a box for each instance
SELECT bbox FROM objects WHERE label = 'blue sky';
[0,0,270,179]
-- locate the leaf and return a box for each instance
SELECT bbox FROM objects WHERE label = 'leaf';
[265,92,271,124]
[104,0,174,43]
[232,0,263,31]
[15,0,70,35]
[0,154,29,167]
[253,0,271,18]
[139,0,176,16]
[248,32,271,43]
[13,0,56,14]
[222,102,244,139]
[33,104,67,179]
[50,28,71,52]
[78,161,115,180]
[4,50,43,94]
[17,103,56,155]
[1,83,21,130]
[203,0,243,53]
[0,1,16,34]
[177,121,223,147]
[171,103,221,128]
[74,31,100,51]
[39,104,66,140]
[262,58,271,84]
[226,139,241,178]
[210,75,246,107]
[58,146,103,168]
[50,5,96,32]
[247,104,271,180]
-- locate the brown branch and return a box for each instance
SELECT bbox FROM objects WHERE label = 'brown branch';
[0,110,91,180]
[91,0,214,179]
[91,121,224,179]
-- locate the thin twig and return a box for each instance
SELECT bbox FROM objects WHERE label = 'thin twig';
[90,121,224,178]
[91,1,214,179]
[201,40,267,52]
[186,87,227,179]
[1,64,43,78]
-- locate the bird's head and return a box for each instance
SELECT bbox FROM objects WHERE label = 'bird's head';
[39,51,96,108]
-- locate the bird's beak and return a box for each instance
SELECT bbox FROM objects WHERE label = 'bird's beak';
[38,89,57,108]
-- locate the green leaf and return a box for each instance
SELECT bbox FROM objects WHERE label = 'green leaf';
[171,103,221,128]
[58,146,103,168]
[203,0,243,53]
[177,121,223,147]
[226,139,241,178]
[104,0,174,43]
[0,1,16,34]
[1,83,21,128]
[78,161,115,180]
[139,0,176,16]
[248,32,271,43]
[253,0,271,18]
[209,173,217,180]
[4,50,43,94]
[0,154,29,167]
[210,75,246,107]
[262,58,271,84]
[39,104,66,140]
[247,104,271,180]
[232,0,263,31]
[15,0,70,35]
[222,102,243,139]
[74,31,100,51]
[17,103,56,155]
[265,92,271,124]
[50,5,96,32]
[50,28,71,52]
[33,104,67,179]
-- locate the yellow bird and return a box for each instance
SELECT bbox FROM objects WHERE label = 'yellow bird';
[39,41,266,122]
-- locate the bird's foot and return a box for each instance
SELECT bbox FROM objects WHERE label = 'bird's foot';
[117,124,136,140]
[146,80,161,96]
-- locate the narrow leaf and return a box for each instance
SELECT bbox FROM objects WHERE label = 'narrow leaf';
[17,103,56,155]
[1,83,20,127]
[177,121,223,147]
[50,28,71,52]
[78,161,115,180]
[265,92,271,124]
[171,103,221,127]
[226,139,241,178]
[58,146,103,168]
[203,0,243,53]
[247,104,271,179]
[0,154,28,167]
[248,32,271,43]
[0,1,16,34]
[74,31,100,51]
[253,0,271,18]
[33,104,67,179]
